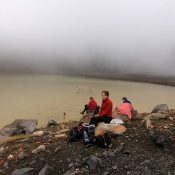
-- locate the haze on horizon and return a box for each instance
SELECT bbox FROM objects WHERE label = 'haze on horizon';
[0,0,175,77]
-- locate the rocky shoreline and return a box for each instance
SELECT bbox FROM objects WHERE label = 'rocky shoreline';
[79,74,175,87]
[0,105,175,175]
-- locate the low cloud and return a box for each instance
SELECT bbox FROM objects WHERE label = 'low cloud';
[0,0,175,77]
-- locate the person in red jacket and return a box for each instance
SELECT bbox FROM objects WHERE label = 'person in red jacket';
[90,90,113,126]
[80,97,98,115]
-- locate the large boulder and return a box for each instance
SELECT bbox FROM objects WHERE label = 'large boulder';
[0,119,38,136]
[151,104,169,114]
[148,130,170,147]
[146,113,168,120]
[146,104,170,120]
[47,119,57,127]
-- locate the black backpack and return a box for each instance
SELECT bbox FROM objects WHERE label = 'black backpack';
[68,122,85,142]
[82,125,95,145]
[69,127,83,142]
[95,133,111,148]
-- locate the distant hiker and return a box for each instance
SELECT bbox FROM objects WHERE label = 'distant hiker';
[80,97,98,116]
[90,90,113,126]
[122,97,131,104]
[112,102,133,122]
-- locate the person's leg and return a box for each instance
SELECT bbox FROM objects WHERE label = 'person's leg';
[94,105,100,115]
[90,116,112,126]
[90,116,103,126]
[81,104,89,115]
[102,116,112,123]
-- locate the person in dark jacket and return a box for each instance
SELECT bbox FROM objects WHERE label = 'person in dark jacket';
[90,90,113,126]
[81,97,98,115]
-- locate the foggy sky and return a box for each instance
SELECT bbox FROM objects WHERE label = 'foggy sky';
[0,0,175,77]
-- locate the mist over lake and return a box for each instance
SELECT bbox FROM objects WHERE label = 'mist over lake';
[0,0,175,77]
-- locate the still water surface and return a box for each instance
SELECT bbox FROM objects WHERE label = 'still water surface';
[0,74,175,127]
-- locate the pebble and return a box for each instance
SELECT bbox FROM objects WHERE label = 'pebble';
[59,124,66,129]
[102,151,108,157]
[39,157,45,162]
[32,145,46,154]
[57,129,69,134]
[55,146,62,153]
[33,131,45,137]
[7,154,14,160]
[112,165,118,170]
[3,161,9,169]
[94,153,99,156]
[28,160,36,166]
[18,151,28,160]
[108,151,115,158]
[0,159,4,166]
[68,163,74,170]
[0,146,5,156]
[55,133,67,139]
[84,155,100,171]
[46,150,51,155]
[115,143,124,153]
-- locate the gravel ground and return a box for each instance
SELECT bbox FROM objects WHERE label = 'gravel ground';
[0,119,175,175]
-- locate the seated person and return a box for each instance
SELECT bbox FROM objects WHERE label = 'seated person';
[90,90,113,126]
[81,97,98,116]
[112,102,133,122]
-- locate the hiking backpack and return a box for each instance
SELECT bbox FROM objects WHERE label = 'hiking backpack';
[95,133,111,148]
[68,122,85,142]
[82,124,95,145]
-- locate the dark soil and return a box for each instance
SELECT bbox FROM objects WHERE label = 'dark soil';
[0,119,175,175]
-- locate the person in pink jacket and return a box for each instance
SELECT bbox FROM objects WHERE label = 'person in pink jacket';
[112,99,133,121]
